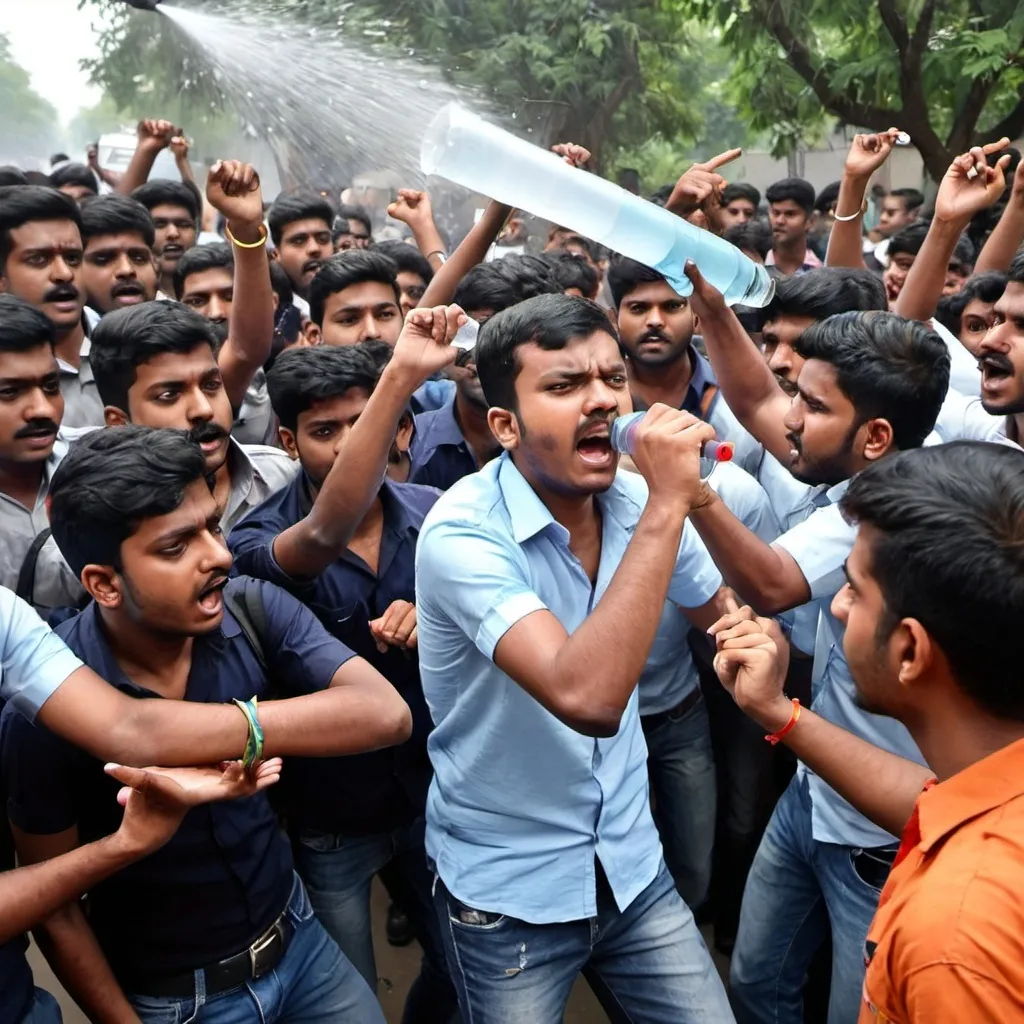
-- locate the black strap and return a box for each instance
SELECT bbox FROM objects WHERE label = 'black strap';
[223,577,268,672]
[16,528,53,605]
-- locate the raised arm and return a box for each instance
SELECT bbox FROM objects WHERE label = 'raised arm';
[711,607,932,836]
[169,134,196,187]
[204,160,275,409]
[895,140,1010,323]
[972,153,1024,274]
[826,129,900,270]
[270,304,464,578]
[665,148,742,234]
[683,262,793,462]
[387,189,449,272]
[116,119,178,195]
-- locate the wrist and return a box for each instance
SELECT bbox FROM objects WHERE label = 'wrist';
[642,493,690,529]
[380,359,426,397]
[138,139,165,155]
[104,829,149,864]
[745,693,797,734]
[226,219,265,244]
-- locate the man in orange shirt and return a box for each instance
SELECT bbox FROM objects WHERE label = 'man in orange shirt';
[708,439,1024,1022]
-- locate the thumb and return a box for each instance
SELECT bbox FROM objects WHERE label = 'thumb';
[105,763,149,790]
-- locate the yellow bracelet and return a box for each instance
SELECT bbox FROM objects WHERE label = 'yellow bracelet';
[225,223,268,249]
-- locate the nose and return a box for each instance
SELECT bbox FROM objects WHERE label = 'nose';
[361,313,381,341]
[766,341,793,376]
[582,378,620,416]
[185,387,215,423]
[979,319,1009,354]
[333,424,354,455]
[201,529,234,570]
[25,386,58,422]
[831,583,851,625]
[165,221,180,241]
[51,255,75,282]
[782,397,802,434]
[208,296,229,322]
[113,253,136,279]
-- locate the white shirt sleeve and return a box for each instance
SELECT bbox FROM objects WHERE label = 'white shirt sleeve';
[774,503,856,601]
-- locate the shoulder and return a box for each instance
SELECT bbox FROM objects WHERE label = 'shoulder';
[420,463,507,537]
[242,444,301,486]
[389,480,444,519]
[230,476,299,536]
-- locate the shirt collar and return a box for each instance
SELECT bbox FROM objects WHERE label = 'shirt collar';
[765,247,823,271]
[296,470,419,539]
[917,736,1024,852]
[417,394,468,453]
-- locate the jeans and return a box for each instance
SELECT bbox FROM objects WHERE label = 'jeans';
[295,818,457,1024]
[729,775,896,1024]
[433,862,734,1024]
[126,874,383,1024]
[644,694,717,909]
[19,989,62,1024]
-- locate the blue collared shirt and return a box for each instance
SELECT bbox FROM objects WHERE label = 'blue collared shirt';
[409,393,478,492]
[0,582,354,982]
[411,376,456,414]
[774,481,926,848]
[229,476,440,835]
[415,453,722,923]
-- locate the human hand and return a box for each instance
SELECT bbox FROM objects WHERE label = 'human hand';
[935,139,1012,223]
[369,600,417,652]
[170,135,191,161]
[629,404,715,511]
[666,148,742,220]
[86,143,100,169]
[388,304,466,386]
[708,597,792,731]
[1010,154,1024,204]
[206,160,264,232]
[387,189,436,230]
[136,118,179,152]
[844,128,901,180]
[551,142,591,168]
[107,759,282,857]
[682,259,729,322]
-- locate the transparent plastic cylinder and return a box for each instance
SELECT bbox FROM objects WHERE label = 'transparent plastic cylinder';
[421,103,774,307]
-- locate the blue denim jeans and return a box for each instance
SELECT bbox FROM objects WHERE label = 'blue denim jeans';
[294,817,457,1024]
[433,861,733,1024]
[126,874,383,1024]
[644,694,717,909]
[729,775,895,1024]
[19,989,62,1024]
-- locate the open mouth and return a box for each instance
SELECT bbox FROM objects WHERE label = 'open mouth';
[162,245,184,260]
[576,423,614,466]
[980,354,1013,384]
[302,259,322,275]
[197,575,227,614]
[112,284,145,303]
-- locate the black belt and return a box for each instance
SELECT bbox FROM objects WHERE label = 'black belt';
[640,688,702,735]
[124,908,294,998]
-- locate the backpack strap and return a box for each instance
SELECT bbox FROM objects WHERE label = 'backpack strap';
[16,528,53,606]
[223,577,268,673]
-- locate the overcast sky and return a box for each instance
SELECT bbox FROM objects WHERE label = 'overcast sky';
[0,0,111,123]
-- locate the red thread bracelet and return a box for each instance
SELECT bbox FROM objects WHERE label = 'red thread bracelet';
[765,698,801,745]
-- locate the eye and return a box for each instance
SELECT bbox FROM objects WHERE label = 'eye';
[606,374,628,387]
[160,542,186,558]
[0,388,19,401]
[42,380,60,396]
[202,378,223,393]
[65,253,83,267]
[155,389,180,402]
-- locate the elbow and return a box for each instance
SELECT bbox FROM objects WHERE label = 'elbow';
[554,694,623,738]
[376,696,413,748]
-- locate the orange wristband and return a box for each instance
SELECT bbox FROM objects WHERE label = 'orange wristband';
[765,698,801,745]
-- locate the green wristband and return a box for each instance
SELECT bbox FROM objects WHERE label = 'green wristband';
[233,696,264,768]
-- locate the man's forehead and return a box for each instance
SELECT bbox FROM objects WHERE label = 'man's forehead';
[184,267,233,291]
[995,280,1024,313]
[0,346,58,376]
[763,313,816,338]
[283,218,331,239]
[10,219,82,248]
[138,479,218,539]
[85,231,151,253]
[796,356,842,397]
[150,203,194,221]
[301,388,370,421]
[326,280,397,308]
[622,279,683,304]
[524,330,623,372]
[134,344,218,382]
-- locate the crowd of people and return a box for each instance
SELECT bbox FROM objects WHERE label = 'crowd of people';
[0,114,1022,1024]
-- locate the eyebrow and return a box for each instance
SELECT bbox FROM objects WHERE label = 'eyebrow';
[0,372,58,386]
[842,559,857,590]
[335,302,397,314]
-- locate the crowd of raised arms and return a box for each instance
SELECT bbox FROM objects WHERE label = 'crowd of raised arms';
[0,119,1022,1024]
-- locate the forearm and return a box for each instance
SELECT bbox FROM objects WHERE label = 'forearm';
[420,200,511,306]
[743,699,930,838]
[0,835,138,943]
[97,167,123,189]
[116,145,160,195]
[894,216,967,322]
[219,218,275,408]
[408,219,448,272]
[175,153,196,186]
[35,907,139,1024]
[690,495,805,613]
[974,196,1024,273]
[272,362,419,576]
[825,174,869,269]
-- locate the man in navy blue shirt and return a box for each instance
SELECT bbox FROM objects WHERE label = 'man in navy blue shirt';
[230,342,459,1021]
[1,426,415,1024]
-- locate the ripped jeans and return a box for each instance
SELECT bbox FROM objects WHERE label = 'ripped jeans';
[432,862,734,1024]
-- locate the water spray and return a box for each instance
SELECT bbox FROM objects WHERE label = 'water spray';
[118,0,162,11]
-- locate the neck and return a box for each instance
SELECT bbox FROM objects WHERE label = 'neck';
[0,459,46,508]
[99,607,194,698]
[1010,411,1024,444]
[212,457,233,513]
[53,320,85,368]
[158,270,174,298]
[772,237,807,272]
[349,493,384,543]
[628,349,693,406]
[454,391,498,464]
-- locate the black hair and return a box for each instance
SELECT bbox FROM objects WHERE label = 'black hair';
[724,222,772,260]
[649,184,674,207]
[356,338,394,375]
[0,293,56,352]
[558,234,599,262]
[764,267,887,327]
[267,192,335,247]
[1008,248,1024,285]
[541,250,600,298]
[50,154,71,166]
[89,301,222,410]
[453,255,561,316]
[606,256,670,309]
[814,181,841,215]
[48,163,98,196]
[0,167,29,188]
[0,185,83,267]
[307,249,401,326]
[79,193,155,248]
[841,442,1024,721]
[794,311,949,450]
[173,241,233,299]
[721,183,761,208]
[49,425,208,577]
[335,203,372,238]
[268,259,294,310]
[765,177,815,214]
[887,187,925,213]
[375,239,433,285]
[888,219,975,268]
[475,293,617,410]
[935,271,1008,336]
[267,344,379,431]
[131,179,200,223]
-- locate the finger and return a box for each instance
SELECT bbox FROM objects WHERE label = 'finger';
[719,632,776,651]
[406,624,417,649]
[711,618,762,644]
[724,592,740,615]
[391,606,417,645]
[104,763,150,790]
[981,137,1011,155]
[378,601,409,635]
[701,148,742,171]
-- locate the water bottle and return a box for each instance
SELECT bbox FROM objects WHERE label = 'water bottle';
[421,103,774,307]
[611,412,734,463]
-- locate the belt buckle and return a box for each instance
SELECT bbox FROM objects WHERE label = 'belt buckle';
[248,922,281,978]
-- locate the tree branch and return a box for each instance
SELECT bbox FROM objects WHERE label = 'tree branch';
[876,0,909,52]
[948,73,1000,152]
[976,92,1024,145]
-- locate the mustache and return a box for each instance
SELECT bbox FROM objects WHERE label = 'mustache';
[196,572,229,601]
[575,414,614,443]
[639,329,671,344]
[42,284,79,303]
[14,418,59,440]
[188,421,228,446]
[785,431,802,453]
[110,281,145,297]
[980,353,1014,373]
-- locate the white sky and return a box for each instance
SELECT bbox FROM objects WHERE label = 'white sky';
[0,0,111,123]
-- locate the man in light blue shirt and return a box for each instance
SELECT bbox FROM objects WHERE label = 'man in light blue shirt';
[416,293,734,1022]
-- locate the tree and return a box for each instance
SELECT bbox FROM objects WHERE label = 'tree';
[679,0,1024,181]
[0,32,65,164]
